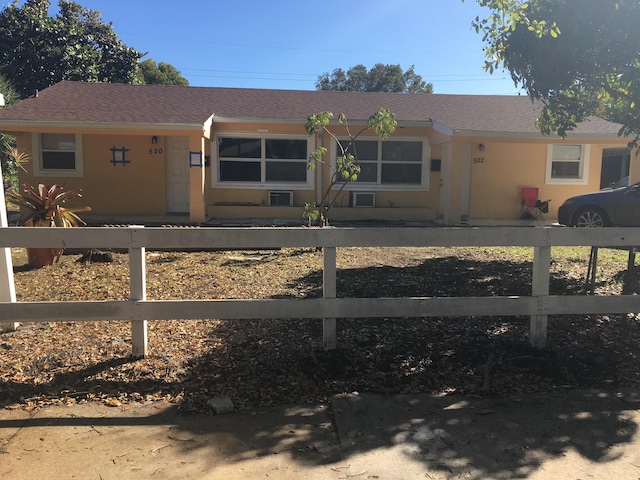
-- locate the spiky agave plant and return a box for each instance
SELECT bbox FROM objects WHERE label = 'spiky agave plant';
[6,183,91,227]
[5,183,92,267]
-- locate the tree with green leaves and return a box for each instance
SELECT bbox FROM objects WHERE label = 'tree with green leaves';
[471,0,640,143]
[304,108,397,226]
[0,73,22,190]
[137,59,189,86]
[0,0,143,97]
[316,64,433,94]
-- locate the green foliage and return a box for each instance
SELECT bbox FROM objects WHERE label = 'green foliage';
[470,0,640,143]
[137,58,189,86]
[0,0,143,97]
[0,74,22,189]
[5,182,91,227]
[304,108,397,226]
[303,202,319,227]
[0,72,19,106]
[316,64,433,93]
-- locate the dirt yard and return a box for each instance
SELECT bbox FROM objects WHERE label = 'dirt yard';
[2,245,640,413]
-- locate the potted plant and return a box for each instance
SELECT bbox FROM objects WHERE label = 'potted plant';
[5,183,91,267]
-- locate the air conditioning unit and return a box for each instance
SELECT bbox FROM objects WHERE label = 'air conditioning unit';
[268,190,293,206]
[351,192,375,208]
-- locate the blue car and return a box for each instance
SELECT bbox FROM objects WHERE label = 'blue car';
[601,176,629,190]
[558,180,640,227]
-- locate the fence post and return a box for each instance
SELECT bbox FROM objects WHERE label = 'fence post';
[323,246,337,350]
[0,165,18,333]
[530,245,551,348]
[129,227,147,358]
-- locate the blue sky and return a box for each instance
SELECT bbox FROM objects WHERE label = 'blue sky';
[13,0,524,95]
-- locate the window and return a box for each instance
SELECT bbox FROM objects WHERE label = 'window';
[216,136,310,186]
[32,133,83,177]
[546,144,590,185]
[336,138,428,188]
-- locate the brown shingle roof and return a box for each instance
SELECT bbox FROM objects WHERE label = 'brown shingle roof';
[0,80,624,136]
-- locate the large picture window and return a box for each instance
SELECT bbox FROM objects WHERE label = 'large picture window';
[216,136,309,186]
[337,138,426,187]
[546,144,590,185]
[32,133,83,177]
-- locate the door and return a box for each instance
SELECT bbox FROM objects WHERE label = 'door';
[166,136,190,213]
[601,147,630,189]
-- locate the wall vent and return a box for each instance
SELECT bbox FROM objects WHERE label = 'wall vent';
[351,192,375,208]
[268,191,293,206]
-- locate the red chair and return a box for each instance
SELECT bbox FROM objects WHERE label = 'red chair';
[521,187,550,220]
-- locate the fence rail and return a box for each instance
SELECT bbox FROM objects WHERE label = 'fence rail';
[2,225,640,357]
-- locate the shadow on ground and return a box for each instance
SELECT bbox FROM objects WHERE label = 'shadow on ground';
[1,389,639,479]
[3,254,640,478]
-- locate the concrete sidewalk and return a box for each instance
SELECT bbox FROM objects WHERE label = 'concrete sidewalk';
[2,389,640,479]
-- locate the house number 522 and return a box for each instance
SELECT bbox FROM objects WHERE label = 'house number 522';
[473,157,484,164]
[148,148,164,155]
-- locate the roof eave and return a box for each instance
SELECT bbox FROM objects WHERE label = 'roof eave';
[0,120,204,133]
[212,116,433,129]
[453,129,628,141]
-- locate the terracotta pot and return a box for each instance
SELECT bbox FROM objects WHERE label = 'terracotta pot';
[26,247,63,268]
[24,218,64,268]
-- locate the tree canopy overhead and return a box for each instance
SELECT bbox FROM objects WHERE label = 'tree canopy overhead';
[316,64,433,94]
[0,0,144,97]
[472,0,640,142]
[137,59,189,86]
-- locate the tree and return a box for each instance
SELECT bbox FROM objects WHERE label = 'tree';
[471,0,640,143]
[0,0,143,97]
[137,59,189,86]
[0,73,23,190]
[304,108,397,226]
[316,64,433,93]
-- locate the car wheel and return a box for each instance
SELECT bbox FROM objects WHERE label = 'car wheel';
[573,208,609,227]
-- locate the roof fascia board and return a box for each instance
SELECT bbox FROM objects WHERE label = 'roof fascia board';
[0,120,204,133]
[430,119,454,137]
[212,117,432,129]
[453,129,627,141]
[213,117,316,125]
[203,114,215,139]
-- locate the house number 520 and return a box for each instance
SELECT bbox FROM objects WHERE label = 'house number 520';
[148,148,164,155]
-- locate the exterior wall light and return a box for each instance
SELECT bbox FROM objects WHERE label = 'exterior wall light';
[152,136,158,144]
[478,143,485,151]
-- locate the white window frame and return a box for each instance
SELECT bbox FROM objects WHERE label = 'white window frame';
[332,136,430,191]
[31,133,84,177]
[212,133,314,190]
[545,144,590,185]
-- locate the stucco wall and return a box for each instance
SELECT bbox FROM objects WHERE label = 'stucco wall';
[465,139,623,220]
[83,134,167,215]
[16,133,168,215]
[11,123,630,224]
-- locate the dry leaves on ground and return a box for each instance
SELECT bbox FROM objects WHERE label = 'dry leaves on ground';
[2,245,640,413]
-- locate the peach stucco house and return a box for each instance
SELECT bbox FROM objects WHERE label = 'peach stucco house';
[0,81,633,225]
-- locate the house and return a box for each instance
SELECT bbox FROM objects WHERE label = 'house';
[0,81,633,225]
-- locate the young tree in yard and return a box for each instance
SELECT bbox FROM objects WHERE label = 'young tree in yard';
[471,0,640,143]
[0,0,143,97]
[316,64,433,93]
[304,109,397,226]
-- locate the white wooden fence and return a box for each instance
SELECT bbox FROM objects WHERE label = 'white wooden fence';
[2,225,640,358]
